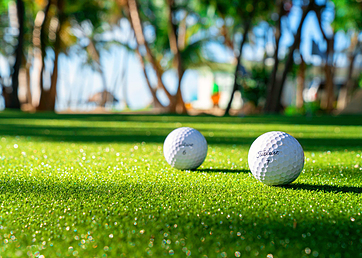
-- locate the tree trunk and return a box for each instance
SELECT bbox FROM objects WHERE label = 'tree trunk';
[166,0,186,114]
[33,0,51,110]
[47,50,59,110]
[37,40,60,111]
[120,49,130,108]
[122,50,130,108]
[174,72,186,114]
[221,22,234,51]
[39,1,51,93]
[25,61,32,105]
[224,6,256,116]
[321,40,334,112]
[136,48,164,108]
[296,56,305,109]
[264,1,283,112]
[177,14,187,51]
[337,40,359,110]
[7,0,25,109]
[100,76,108,107]
[345,55,357,88]
[315,3,334,113]
[127,0,173,104]
[38,0,64,111]
[269,2,312,113]
[3,0,24,108]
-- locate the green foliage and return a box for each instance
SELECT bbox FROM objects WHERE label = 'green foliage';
[359,73,362,88]
[137,0,170,58]
[0,0,10,12]
[0,112,362,256]
[0,8,8,56]
[284,105,305,116]
[199,0,274,44]
[332,0,362,31]
[67,0,111,29]
[137,0,219,72]
[238,66,269,106]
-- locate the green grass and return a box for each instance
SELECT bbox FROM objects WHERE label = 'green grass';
[0,111,362,258]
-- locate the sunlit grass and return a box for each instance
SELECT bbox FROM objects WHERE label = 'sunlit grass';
[0,112,361,257]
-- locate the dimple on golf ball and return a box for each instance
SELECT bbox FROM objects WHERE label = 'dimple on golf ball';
[248,131,304,186]
[163,127,207,170]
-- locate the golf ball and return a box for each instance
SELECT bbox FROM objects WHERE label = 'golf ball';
[248,131,304,185]
[163,127,207,170]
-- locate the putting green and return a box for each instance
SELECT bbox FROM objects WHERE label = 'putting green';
[0,112,361,257]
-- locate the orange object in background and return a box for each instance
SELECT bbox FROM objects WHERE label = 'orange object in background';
[211,82,220,107]
[211,93,220,106]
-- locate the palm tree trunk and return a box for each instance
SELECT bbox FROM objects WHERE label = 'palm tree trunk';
[269,1,313,113]
[127,0,173,104]
[166,0,186,114]
[25,61,32,105]
[121,50,130,108]
[7,0,25,109]
[136,48,164,108]
[224,4,257,115]
[321,41,334,112]
[46,49,60,110]
[296,56,305,109]
[315,6,334,112]
[264,1,283,112]
[35,0,51,110]
[174,70,186,114]
[337,39,359,110]
[343,53,357,97]
[38,0,64,111]
[39,1,51,92]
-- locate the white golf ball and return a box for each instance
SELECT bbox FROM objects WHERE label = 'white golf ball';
[163,127,207,170]
[248,131,304,186]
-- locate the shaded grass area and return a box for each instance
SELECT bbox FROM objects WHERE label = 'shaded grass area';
[0,112,362,151]
[0,111,362,257]
[3,110,362,125]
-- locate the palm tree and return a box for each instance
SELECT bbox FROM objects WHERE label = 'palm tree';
[199,0,273,115]
[34,0,112,111]
[123,0,227,113]
[0,0,25,109]
[37,0,65,110]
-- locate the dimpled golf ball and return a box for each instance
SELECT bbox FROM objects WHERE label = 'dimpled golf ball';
[248,131,304,186]
[163,127,207,170]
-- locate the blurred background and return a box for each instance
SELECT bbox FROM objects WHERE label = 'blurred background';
[0,0,361,116]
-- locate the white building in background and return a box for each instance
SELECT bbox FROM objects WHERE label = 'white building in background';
[191,71,243,110]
